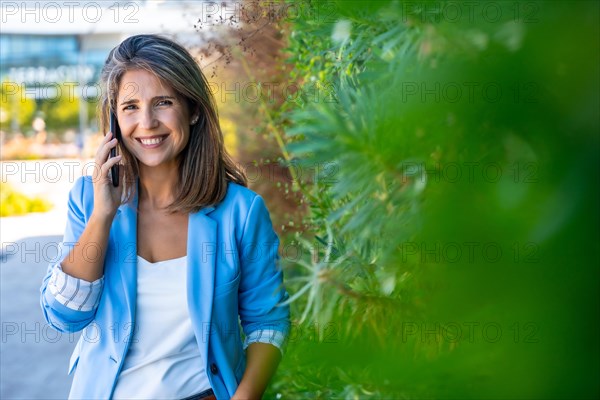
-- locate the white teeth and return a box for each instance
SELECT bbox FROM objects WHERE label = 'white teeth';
[140,137,164,145]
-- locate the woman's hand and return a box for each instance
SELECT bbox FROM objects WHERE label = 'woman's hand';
[57,131,123,282]
[91,131,123,220]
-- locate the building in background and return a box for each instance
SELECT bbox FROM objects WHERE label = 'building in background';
[0,0,210,152]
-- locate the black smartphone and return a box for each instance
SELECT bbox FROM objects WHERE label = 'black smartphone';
[109,110,121,187]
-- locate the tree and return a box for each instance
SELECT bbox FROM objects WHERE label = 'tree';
[251,1,599,398]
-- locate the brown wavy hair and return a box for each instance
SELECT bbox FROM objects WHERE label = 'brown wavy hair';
[98,34,247,213]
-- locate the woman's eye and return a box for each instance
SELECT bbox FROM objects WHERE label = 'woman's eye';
[123,104,137,111]
[157,99,173,106]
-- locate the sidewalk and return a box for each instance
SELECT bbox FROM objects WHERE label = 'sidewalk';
[1,158,90,250]
[1,159,89,398]
[1,235,76,399]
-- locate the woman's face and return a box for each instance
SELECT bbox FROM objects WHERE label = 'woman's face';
[116,69,194,169]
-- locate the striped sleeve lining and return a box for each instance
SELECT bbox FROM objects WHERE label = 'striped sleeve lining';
[47,262,104,312]
[243,329,287,357]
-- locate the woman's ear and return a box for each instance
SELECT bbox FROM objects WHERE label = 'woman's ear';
[189,105,201,125]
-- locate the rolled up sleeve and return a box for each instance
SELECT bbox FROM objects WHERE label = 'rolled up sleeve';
[40,176,102,333]
[47,262,104,312]
[243,329,288,357]
[238,194,291,355]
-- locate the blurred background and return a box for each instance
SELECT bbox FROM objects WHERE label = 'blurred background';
[1,0,599,399]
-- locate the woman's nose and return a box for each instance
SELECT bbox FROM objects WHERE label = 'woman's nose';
[139,108,159,130]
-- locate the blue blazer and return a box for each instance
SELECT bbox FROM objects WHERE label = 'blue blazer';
[40,176,291,399]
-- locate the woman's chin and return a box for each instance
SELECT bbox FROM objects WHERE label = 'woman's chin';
[137,157,175,169]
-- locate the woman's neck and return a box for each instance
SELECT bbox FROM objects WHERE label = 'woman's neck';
[138,163,180,210]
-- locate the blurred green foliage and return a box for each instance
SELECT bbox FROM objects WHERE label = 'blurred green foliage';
[261,0,599,398]
[39,84,98,132]
[0,81,97,136]
[0,183,52,216]
[0,80,36,131]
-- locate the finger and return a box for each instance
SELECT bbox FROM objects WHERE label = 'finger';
[100,154,122,178]
[95,134,108,160]
[95,138,118,164]
[95,134,115,158]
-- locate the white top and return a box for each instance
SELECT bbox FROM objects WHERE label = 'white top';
[47,263,286,357]
[111,255,212,399]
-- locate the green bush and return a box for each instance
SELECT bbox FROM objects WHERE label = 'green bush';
[0,183,53,216]
[256,1,599,398]
[1,80,98,138]
[0,80,36,131]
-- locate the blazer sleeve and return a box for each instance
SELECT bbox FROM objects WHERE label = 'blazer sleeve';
[237,194,291,352]
[39,176,101,333]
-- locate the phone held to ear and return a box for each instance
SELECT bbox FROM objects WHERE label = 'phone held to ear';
[109,111,121,187]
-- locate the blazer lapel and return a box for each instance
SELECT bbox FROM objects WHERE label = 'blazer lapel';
[116,179,140,330]
[187,205,216,364]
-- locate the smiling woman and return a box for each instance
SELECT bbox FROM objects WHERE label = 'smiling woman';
[99,34,245,214]
[39,34,291,400]
[117,70,192,172]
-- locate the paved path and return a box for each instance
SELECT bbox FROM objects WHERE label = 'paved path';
[1,236,77,399]
[1,159,91,399]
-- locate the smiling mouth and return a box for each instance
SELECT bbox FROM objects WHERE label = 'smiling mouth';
[136,134,169,146]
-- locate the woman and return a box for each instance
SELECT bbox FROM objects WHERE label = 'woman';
[39,34,291,400]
